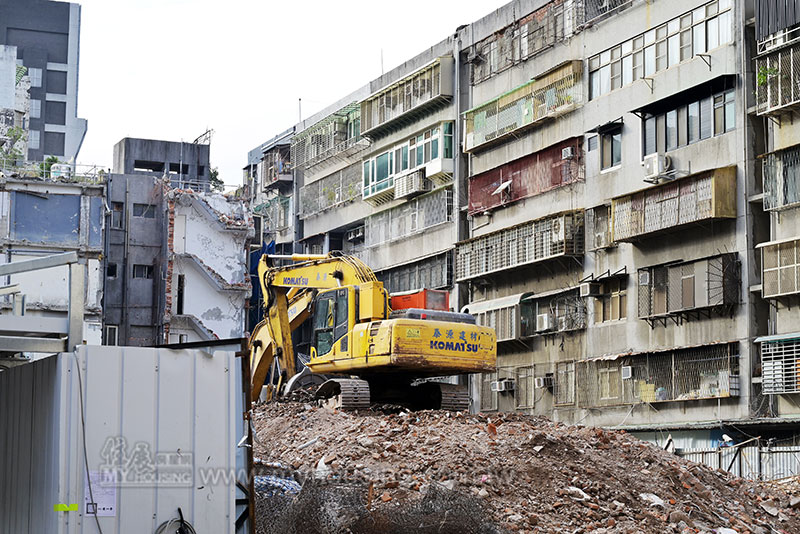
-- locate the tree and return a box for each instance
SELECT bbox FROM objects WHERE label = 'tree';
[209,167,224,192]
[39,155,60,178]
[0,126,26,166]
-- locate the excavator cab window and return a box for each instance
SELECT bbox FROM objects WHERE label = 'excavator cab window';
[313,289,349,356]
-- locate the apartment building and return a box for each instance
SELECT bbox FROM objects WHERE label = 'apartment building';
[0,0,87,161]
[245,0,800,447]
[752,0,800,417]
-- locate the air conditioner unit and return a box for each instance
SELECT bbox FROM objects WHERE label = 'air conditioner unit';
[621,366,633,380]
[500,378,515,391]
[534,376,554,389]
[490,380,505,392]
[580,282,603,297]
[561,146,574,160]
[346,225,365,242]
[643,153,671,182]
[536,313,553,332]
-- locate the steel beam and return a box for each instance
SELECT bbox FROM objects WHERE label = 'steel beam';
[0,315,69,335]
[0,335,66,353]
[0,252,79,276]
[68,261,86,350]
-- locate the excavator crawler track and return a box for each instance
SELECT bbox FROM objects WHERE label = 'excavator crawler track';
[315,378,371,410]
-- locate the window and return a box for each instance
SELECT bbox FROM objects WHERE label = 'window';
[601,128,622,170]
[555,361,575,405]
[643,89,734,156]
[599,367,621,400]
[111,202,124,228]
[362,122,453,196]
[587,135,598,152]
[28,67,42,87]
[28,130,40,150]
[132,203,155,218]
[103,325,118,346]
[481,371,498,411]
[516,366,536,408]
[133,264,154,279]
[106,263,118,279]
[595,278,627,322]
[588,0,733,100]
[177,274,185,315]
[30,99,41,119]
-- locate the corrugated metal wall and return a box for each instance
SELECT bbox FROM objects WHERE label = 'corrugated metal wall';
[678,445,800,481]
[0,345,242,534]
[0,356,61,534]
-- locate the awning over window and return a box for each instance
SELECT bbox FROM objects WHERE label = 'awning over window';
[461,292,532,315]
[630,74,735,117]
[521,286,579,301]
[584,340,734,362]
[755,332,800,343]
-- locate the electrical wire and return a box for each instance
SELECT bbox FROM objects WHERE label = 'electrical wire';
[74,352,104,534]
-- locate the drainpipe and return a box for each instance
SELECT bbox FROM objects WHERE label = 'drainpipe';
[452,30,465,312]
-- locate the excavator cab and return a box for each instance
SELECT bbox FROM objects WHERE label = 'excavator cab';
[311,287,351,359]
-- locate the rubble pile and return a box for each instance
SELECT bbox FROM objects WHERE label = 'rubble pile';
[254,401,800,534]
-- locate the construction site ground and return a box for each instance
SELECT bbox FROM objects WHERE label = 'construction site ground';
[252,397,800,534]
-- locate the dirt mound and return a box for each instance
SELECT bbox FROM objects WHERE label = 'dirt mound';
[253,401,800,533]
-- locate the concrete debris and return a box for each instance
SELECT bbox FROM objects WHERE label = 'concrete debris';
[253,400,800,533]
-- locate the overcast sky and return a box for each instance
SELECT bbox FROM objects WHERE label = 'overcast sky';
[76,0,499,187]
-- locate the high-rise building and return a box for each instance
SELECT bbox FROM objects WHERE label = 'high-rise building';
[0,0,87,161]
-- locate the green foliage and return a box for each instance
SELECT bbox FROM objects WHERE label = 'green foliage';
[757,66,779,87]
[209,167,224,192]
[0,126,26,164]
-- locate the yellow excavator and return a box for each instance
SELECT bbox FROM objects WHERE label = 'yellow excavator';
[248,252,496,411]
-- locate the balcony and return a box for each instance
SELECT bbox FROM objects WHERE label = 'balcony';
[637,253,740,326]
[464,60,583,153]
[468,137,583,215]
[299,162,361,219]
[756,333,800,395]
[762,144,800,211]
[290,103,369,171]
[362,122,454,205]
[259,146,292,190]
[758,237,800,299]
[575,342,740,408]
[611,166,736,242]
[456,211,584,282]
[755,38,800,116]
[360,56,454,139]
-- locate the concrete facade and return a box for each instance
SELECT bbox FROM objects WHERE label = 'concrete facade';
[105,138,250,346]
[113,137,211,191]
[245,0,800,446]
[0,45,30,162]
[0,0,87,161]
[0,174,104,345]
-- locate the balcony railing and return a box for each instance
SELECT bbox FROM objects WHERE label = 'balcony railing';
[360,56,454,139]
[456,211,584,281]
[611,166,736,242]
[575,343,739,408]
[464,61,583,152]
[758,334,800,395]
[762,144,800,211]
[755,38,800,116]
[299,162,362,219]
[290,103,368,171]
